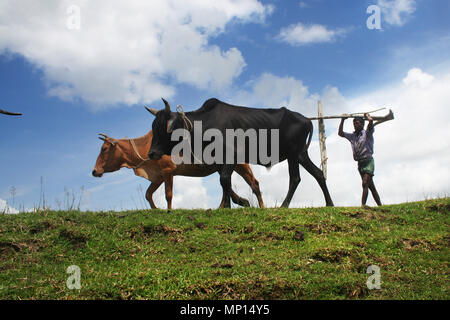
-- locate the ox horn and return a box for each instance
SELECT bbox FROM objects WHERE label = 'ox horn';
[0,109,22,116]
[98,133,116,145]
[161,98,171,113]
[99,133,110,139]
[145,106,158,116]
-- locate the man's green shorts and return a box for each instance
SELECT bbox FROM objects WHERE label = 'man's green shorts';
[358,157,375,176]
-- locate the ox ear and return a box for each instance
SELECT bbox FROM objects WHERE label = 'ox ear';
[167,119,175,133]
[162,98,171,113]
[145,106,158,116]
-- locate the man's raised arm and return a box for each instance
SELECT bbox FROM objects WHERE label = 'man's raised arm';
[338,117,347,137]
[365,113,374,132]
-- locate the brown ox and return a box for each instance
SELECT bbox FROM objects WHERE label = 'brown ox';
[92,131,264,210]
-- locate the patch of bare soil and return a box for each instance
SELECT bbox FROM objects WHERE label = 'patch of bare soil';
[0,241,21,259]
[0,239,43,260]
[141,224,185,243]
[59,228,88,248]
[344,283,371,299]
[401,238,437,251]
[341,210,386,220]
[293,231,305,241]
[424,202,450,214]
[265,213,281,221]
[302,223,344,234]
[195,222,207,229]
[183,279,304,299]
[29,221,55,234]
[215,225,235,234]
[211,262,233,269]
[242,226,254,234]
[310,248,352,263]
[143,224,183,235]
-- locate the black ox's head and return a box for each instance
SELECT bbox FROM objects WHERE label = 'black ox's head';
[146,98,183,160]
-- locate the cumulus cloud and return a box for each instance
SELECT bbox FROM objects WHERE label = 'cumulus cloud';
[129,176,209,210]
[170,176,209,209]
[0,0,272,108]
[235,73,315,111]
[86,167,210,210]
[231,67,450,207]
[402,67,434,88]
[235,73,346,116]
[0,198,19,214]
[299,2,308,9]
[64,67,449,209]
[277,22,347,46]
[72,67,450,209]
[377,0,416,26]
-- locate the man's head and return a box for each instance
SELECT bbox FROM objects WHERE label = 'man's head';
[353,117,365,132]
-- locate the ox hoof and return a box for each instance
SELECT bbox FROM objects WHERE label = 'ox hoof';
[236,197,250,207]
[241,199,250,207]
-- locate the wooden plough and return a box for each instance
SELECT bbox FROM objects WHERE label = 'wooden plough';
[309,101,394,179]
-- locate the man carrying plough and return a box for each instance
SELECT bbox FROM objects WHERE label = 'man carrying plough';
[339,113,382,207]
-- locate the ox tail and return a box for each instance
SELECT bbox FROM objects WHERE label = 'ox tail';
[302,121,313,154]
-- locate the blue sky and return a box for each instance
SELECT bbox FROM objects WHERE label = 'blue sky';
[1,0,449,212]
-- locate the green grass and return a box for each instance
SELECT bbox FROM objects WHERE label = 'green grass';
[0,198,448,300]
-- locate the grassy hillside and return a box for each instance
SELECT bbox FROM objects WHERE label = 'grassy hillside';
[0,198,448,300]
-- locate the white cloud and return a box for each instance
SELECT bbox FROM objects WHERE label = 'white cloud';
[0,0,272,108]
[235,73,316,111]
[277,22,347,46]
[32,66,447,210]
[171,176,209,209]
[231,67,450,207]
[299,2,308,9]
[0,199,19,214]
[132,176,209,210]
[86,166,210,210]
[377,0,416,26]
[60,66,450,209]
[402,67,434,88]
[235,73,346,116]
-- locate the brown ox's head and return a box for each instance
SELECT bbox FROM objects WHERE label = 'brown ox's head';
[92,133,121,177]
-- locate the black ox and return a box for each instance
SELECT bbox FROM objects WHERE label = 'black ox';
[146,98,334,208]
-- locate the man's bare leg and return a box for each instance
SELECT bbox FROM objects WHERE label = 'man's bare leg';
[361,173,371,206]
[368,178,382,206]
[361,173,382,206]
